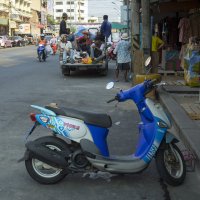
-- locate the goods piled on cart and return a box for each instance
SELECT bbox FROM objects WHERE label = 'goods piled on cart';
[59,27,109,76]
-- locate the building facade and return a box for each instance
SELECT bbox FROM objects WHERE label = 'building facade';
[54,0,88,24]
[0,0,32,36]
[88,16,99,23]
[30,0,41,36]
[0,0,9,35]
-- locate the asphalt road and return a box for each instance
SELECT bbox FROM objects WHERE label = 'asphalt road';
[0,46,200,200]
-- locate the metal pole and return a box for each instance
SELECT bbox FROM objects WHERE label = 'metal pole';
[141,0,150,73]
[8,0,11,36]
[70,0,72,25]
[79,0,81,22]
[127,0,130,37]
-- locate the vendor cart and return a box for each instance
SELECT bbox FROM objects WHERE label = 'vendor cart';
[60,28,109,76]
[60,59,108,76]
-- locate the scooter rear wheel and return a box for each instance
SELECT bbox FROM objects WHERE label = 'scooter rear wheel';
[156,143,186,186]
[25,136,70,184]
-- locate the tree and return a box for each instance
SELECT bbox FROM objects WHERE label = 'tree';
[47,14,57,25]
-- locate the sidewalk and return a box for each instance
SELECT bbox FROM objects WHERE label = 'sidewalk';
[158,75,200,160]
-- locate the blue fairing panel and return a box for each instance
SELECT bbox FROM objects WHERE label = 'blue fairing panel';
[135,122,156,157]
[86,124,109,157]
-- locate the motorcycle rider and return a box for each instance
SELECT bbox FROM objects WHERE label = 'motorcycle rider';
[38,34,47,46]
[50,34,57,55]
[37,34,47,57]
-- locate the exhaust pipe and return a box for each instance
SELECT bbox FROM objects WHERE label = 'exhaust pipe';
[25,141,68,168]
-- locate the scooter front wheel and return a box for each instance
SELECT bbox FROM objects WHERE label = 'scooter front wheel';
[25,136,70,184]
[156,143,186,186]
[38,52,42,62]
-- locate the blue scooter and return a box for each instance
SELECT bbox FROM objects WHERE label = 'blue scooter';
[37,44,46,62]
[21,59,186,186]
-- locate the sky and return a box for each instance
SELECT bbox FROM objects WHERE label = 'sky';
[88,0,123,22]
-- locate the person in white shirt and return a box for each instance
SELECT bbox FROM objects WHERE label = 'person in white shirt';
[50,34,57,45]
[60,35,72,64]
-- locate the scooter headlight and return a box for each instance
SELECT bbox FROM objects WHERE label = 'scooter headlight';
[157,121,168,128]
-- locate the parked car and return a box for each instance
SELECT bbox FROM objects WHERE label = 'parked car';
[24,34,34,45]
[10,36,26,47]
[0,35,13,48]
[8,37,15,47]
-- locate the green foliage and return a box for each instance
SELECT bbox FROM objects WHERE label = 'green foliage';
[47,15,58,25]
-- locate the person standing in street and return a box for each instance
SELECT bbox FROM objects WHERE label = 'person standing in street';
[113,33,131,82]
[59,13,70,64]
[100,15,112,42]
[151,30,165,73]
[59,13,69,36]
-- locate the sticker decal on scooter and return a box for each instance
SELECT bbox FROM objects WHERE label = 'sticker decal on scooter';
[63,122,80,131]
[47,124,55,129]
[143,126,166,163]
[145,143,158,161]
[39,116,49,123]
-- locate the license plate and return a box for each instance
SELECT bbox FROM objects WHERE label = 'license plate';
[80,66,88,70]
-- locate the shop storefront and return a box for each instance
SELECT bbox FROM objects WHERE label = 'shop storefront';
[30,10,41,36]
[151,1,200,87]
[10,20,17,36]
[0,18,8,35]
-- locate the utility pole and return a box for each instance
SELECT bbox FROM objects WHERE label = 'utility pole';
[131,0,140,46]
[79,0,81,22]
[127,0,130,37]
[141,0,151,71]
[8,0,12,36]
[131,0,143,84]
[70,0,72,25]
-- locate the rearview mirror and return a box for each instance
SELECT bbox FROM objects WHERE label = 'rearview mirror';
[106,82,114,90]
[145,56,151,67]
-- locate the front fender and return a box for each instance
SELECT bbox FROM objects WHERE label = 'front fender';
[158,131,179,150]
[165,131,179,144]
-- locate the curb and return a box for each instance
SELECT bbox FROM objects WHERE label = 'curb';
[158,88,200,160]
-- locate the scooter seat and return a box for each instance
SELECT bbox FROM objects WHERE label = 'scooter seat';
[45,106,112,128]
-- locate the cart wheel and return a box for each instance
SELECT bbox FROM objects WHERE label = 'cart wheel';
[62,67,70,76]
[100,59,108,76]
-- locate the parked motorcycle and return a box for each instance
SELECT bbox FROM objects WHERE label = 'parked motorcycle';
[107,42,117,61]
[37,44,46,62]
[20,58,186,185]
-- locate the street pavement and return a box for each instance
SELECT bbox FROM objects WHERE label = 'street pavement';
[0,46,200,200]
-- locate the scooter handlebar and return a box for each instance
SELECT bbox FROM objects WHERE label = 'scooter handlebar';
[107,96,118,103]
[145,79,157,89]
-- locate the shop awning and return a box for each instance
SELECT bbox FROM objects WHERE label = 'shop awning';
[111,22,127,30]
[157,0,200,13]
[0,18,8,26]
[37,24,45,29]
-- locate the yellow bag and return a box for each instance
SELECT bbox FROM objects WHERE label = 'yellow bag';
[82,57,92,64]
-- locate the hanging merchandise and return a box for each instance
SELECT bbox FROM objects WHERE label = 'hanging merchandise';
[189,14,200,38]
[178,17,191,44]
[184,50,200,87]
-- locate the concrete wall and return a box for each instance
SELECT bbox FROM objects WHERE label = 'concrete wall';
[31,0,41,11]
